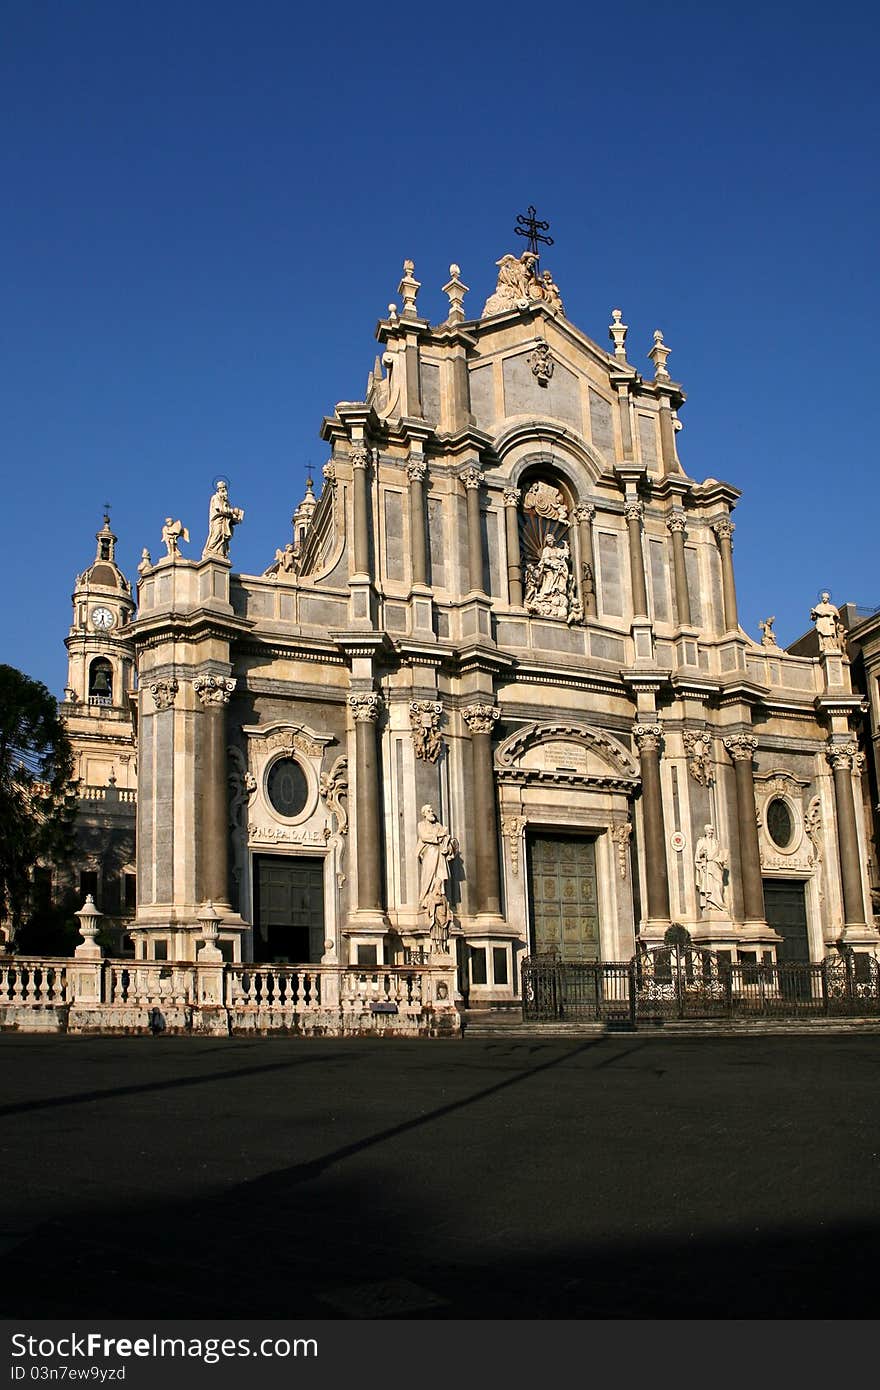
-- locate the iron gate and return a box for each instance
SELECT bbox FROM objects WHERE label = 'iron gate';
[520,948,880,1024]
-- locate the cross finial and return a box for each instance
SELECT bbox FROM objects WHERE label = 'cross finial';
[515,205,554,259]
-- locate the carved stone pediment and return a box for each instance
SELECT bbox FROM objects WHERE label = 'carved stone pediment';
[242,720,333,759]
[495,722,638,790]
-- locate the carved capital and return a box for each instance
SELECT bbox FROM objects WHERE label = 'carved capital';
[724,733,757,763]
[462,703,500,736]
[633,722,662,753]
[502,487,521,509]
[409,700,443,763]
[348,692,382,723]
[624,500,644,524]
[406,459,427,484]
[349,445,371,471]
[573,503,596,524]
[827,741,859,772]
[460,465,485,491]
[148,678,178,712]
[193,675,236,707]
[713,518,735,545]
[667,510,688,534]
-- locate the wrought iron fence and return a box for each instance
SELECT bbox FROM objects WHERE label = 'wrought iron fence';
[520,949,880,1025]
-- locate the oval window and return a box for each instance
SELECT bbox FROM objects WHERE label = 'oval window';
[266,758,309,819]
[766,797,794,849]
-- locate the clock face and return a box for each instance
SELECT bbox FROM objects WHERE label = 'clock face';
[91,606,115,630]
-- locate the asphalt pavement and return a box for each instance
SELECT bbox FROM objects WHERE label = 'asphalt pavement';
[1,1033,878,1319]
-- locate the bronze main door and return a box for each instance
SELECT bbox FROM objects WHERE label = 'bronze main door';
[253,854,325,963]
[527,833,600,962]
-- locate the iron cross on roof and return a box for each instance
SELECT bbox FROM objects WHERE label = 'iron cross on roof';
[515,206,554,259]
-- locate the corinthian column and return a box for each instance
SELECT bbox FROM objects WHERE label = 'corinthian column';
[574,503,597,617]
[350,445,372,577]
[349,692,384,913]
[463,703,501,916]
[462,466,486,595]
[633,722,670,928]
[713,518,738,632]
[625,500,649,619]
[828,743,867,927]
[723,734,765,924]
[407,457,428,587]
[667,510,691,627]
[503,488,522,607]
[193,674,237,907]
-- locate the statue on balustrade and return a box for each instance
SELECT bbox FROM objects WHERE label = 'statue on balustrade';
[417,805,457,954]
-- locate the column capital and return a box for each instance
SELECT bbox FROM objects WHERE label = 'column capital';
[350,444,372,471]
[463,703,500,735]
[712,518,735,544]
[348,691,383,723]
[406,459,427,483]
[723,733,757,762]
[461,465,485,491]
[148,678,178,711]
[193,675,236,707]
[624,500,644,524]
[633,721,662,752]
[827,740,860,771]
[667,509,688,534]
[573,503,596,523]
[502,487,521,508]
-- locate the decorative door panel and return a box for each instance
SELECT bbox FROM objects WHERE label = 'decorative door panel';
[528,834,600,961]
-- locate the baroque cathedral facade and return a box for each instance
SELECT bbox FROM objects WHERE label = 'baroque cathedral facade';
[60,244,879,1002]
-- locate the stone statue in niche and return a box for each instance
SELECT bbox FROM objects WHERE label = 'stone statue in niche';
[810,592,846,654]
[524,534,573,621]
[694,824,728,913]
[417,805,457,954]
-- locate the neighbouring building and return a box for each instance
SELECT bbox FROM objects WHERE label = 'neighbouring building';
[56,243,880,1001]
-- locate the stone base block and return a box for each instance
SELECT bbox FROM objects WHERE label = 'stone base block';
[0,1004,68,1034]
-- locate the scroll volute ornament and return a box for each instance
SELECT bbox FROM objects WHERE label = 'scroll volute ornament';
[463,704,500,736]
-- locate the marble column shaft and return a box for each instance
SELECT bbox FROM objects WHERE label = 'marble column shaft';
[503,489,522,607]
[350,694,384,912]
[668,514,692,627]
[625,502,649,618]
[724,736,765,921]
[575,504,597,617]
[617,386,633,459]
[659,398,677,474]
[830,747,867,925]
[351,447,372,577]
[634,724,670,922]
[194,676,236,906]
[714,520,738,632]
[463,468,485,595]
[464,705,501,915]
[407,462,427,586]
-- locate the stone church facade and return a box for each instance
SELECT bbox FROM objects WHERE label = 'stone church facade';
[69,247,880,1001]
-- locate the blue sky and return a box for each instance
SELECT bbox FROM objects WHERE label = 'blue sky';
[3,1,878,695]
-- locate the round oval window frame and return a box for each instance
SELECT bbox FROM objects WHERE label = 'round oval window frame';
[264,753,316,826]
[764,794,802,856]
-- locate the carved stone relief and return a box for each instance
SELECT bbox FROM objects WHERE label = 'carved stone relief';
[409,700,443,762]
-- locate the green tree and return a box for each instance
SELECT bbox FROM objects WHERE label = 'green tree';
[0,665,76,949]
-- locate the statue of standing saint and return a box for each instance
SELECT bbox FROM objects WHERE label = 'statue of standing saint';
[694,824,728,913]
[203,480,244,560]
[417,805,457,953]
[810,591,846,654]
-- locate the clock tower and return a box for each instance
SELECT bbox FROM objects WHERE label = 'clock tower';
[62,512,137,790]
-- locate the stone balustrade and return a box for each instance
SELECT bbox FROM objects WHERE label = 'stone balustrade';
[0,957,460,1038]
